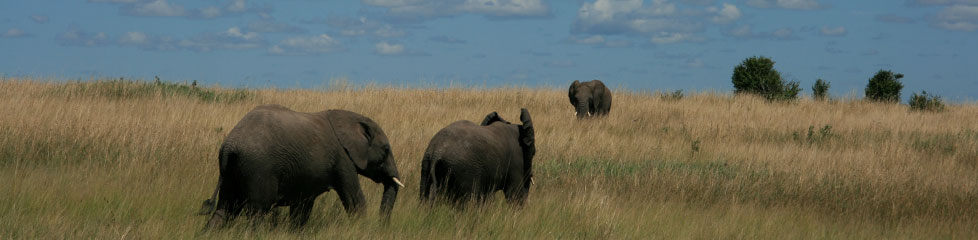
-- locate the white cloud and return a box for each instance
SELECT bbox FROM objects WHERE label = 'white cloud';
[684,58,705,68]
[119,32,149,45]
[772,27,794,38]
[1,28,29,38]
[707,3,741,23]
[459,0,549,17]
[200,6,223,18]
[725,24,799,40]
[227,0,247,12]
[819,26,846,36]
[323,16,407,38]
[57,29,110,47]
[179,27,265,51]
[87,0,140,2]
[571,35,606,44]
[682,0,716,5]
[875,14,916,24]
[578,0,647,23]
[746,0,824,10]
[362,0,550,20]
[269,34,341,55]
[341,29,367,36]
[95,0,263,19]
[375,42,405,55]
[31,15,49,23]
[910,0,978,5]
[374,25,406,38]
[572,0,709,41]
[126,0,186,17]
[225,27,259,40]
[604,39,632,47]
[933,4,978,31]
[246,19,305,33]
[727,24,753,37]
[116,31,180,51]
[650,32,702,44]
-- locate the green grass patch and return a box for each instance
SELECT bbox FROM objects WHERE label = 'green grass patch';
[47,78,252,103]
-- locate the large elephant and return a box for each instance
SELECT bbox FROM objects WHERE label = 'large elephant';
[419,109,536,206]
[568,80,612,118]
[199,105,403,229]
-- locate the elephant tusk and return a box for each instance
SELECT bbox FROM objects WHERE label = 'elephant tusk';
[392,177,405,188]
[587,112,592,117]
[530,177,535,186]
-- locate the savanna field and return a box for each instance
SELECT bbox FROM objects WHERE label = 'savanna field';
[2,77,977,239]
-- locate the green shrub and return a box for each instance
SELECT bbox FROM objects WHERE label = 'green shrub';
[731,56,800,101]
[909,91,945,112]
[812,78,830,101]
[51,78,252,104]
[662,90,684,101]
[865,70,904,103]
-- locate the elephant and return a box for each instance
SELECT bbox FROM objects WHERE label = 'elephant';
[419,109,536,207]
[568,80,612,118]
[199,104,403,229]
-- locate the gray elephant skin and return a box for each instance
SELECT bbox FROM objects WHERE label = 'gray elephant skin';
[419,109,536,206]
[568,79,612,118]
[200,104,403,229]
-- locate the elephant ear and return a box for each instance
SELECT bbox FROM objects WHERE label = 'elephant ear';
[480,111,508,126]
[518,108,534,148]
[339,121,373,171]
[568,80,580,105]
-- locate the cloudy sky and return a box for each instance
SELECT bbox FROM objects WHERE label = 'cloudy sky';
[1,0,976,100]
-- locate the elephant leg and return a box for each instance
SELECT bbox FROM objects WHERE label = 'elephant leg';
[504,188,527,207]
[288,197,316,228]
[239,176,278,226]
[419,157,433,203]
[203,183,243,230]
[334,173,366,216]
[204,200,231,230]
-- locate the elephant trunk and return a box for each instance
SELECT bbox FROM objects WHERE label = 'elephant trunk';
[379,179,399,219]
[575,102,589,118]
[377,154,401,220]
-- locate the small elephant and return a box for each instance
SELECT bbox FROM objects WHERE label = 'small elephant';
[419,109,536,207]
[568,79,612,118]
[199,105,403,229]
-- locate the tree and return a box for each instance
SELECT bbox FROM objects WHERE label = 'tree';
[865,70,904,103]
[731,56,800,101]
[812,78,830,101]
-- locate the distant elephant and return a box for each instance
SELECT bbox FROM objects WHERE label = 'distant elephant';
[419,109,536,206]
[199,105,403,229]
[568,80,612,118]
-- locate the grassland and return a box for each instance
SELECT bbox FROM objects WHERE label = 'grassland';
[1,77,977,239]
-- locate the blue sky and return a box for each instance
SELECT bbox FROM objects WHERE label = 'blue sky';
[1,0,976,100]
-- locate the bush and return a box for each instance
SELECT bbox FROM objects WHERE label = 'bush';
[812,79,830,101]
[865,70,904,103]
[731,56,800,101]
[661,90,684,101]
[909,91,945,112]
[50,77,252,104]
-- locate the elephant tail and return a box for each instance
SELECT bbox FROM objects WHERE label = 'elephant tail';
[199,144,234,215]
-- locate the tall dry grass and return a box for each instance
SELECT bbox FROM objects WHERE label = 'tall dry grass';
[1,77,977,239]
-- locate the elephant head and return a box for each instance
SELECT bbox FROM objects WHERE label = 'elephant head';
[516,108,536,201]
[481,109,536,202]
[331,111,403,217]
[569,80,592,118]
